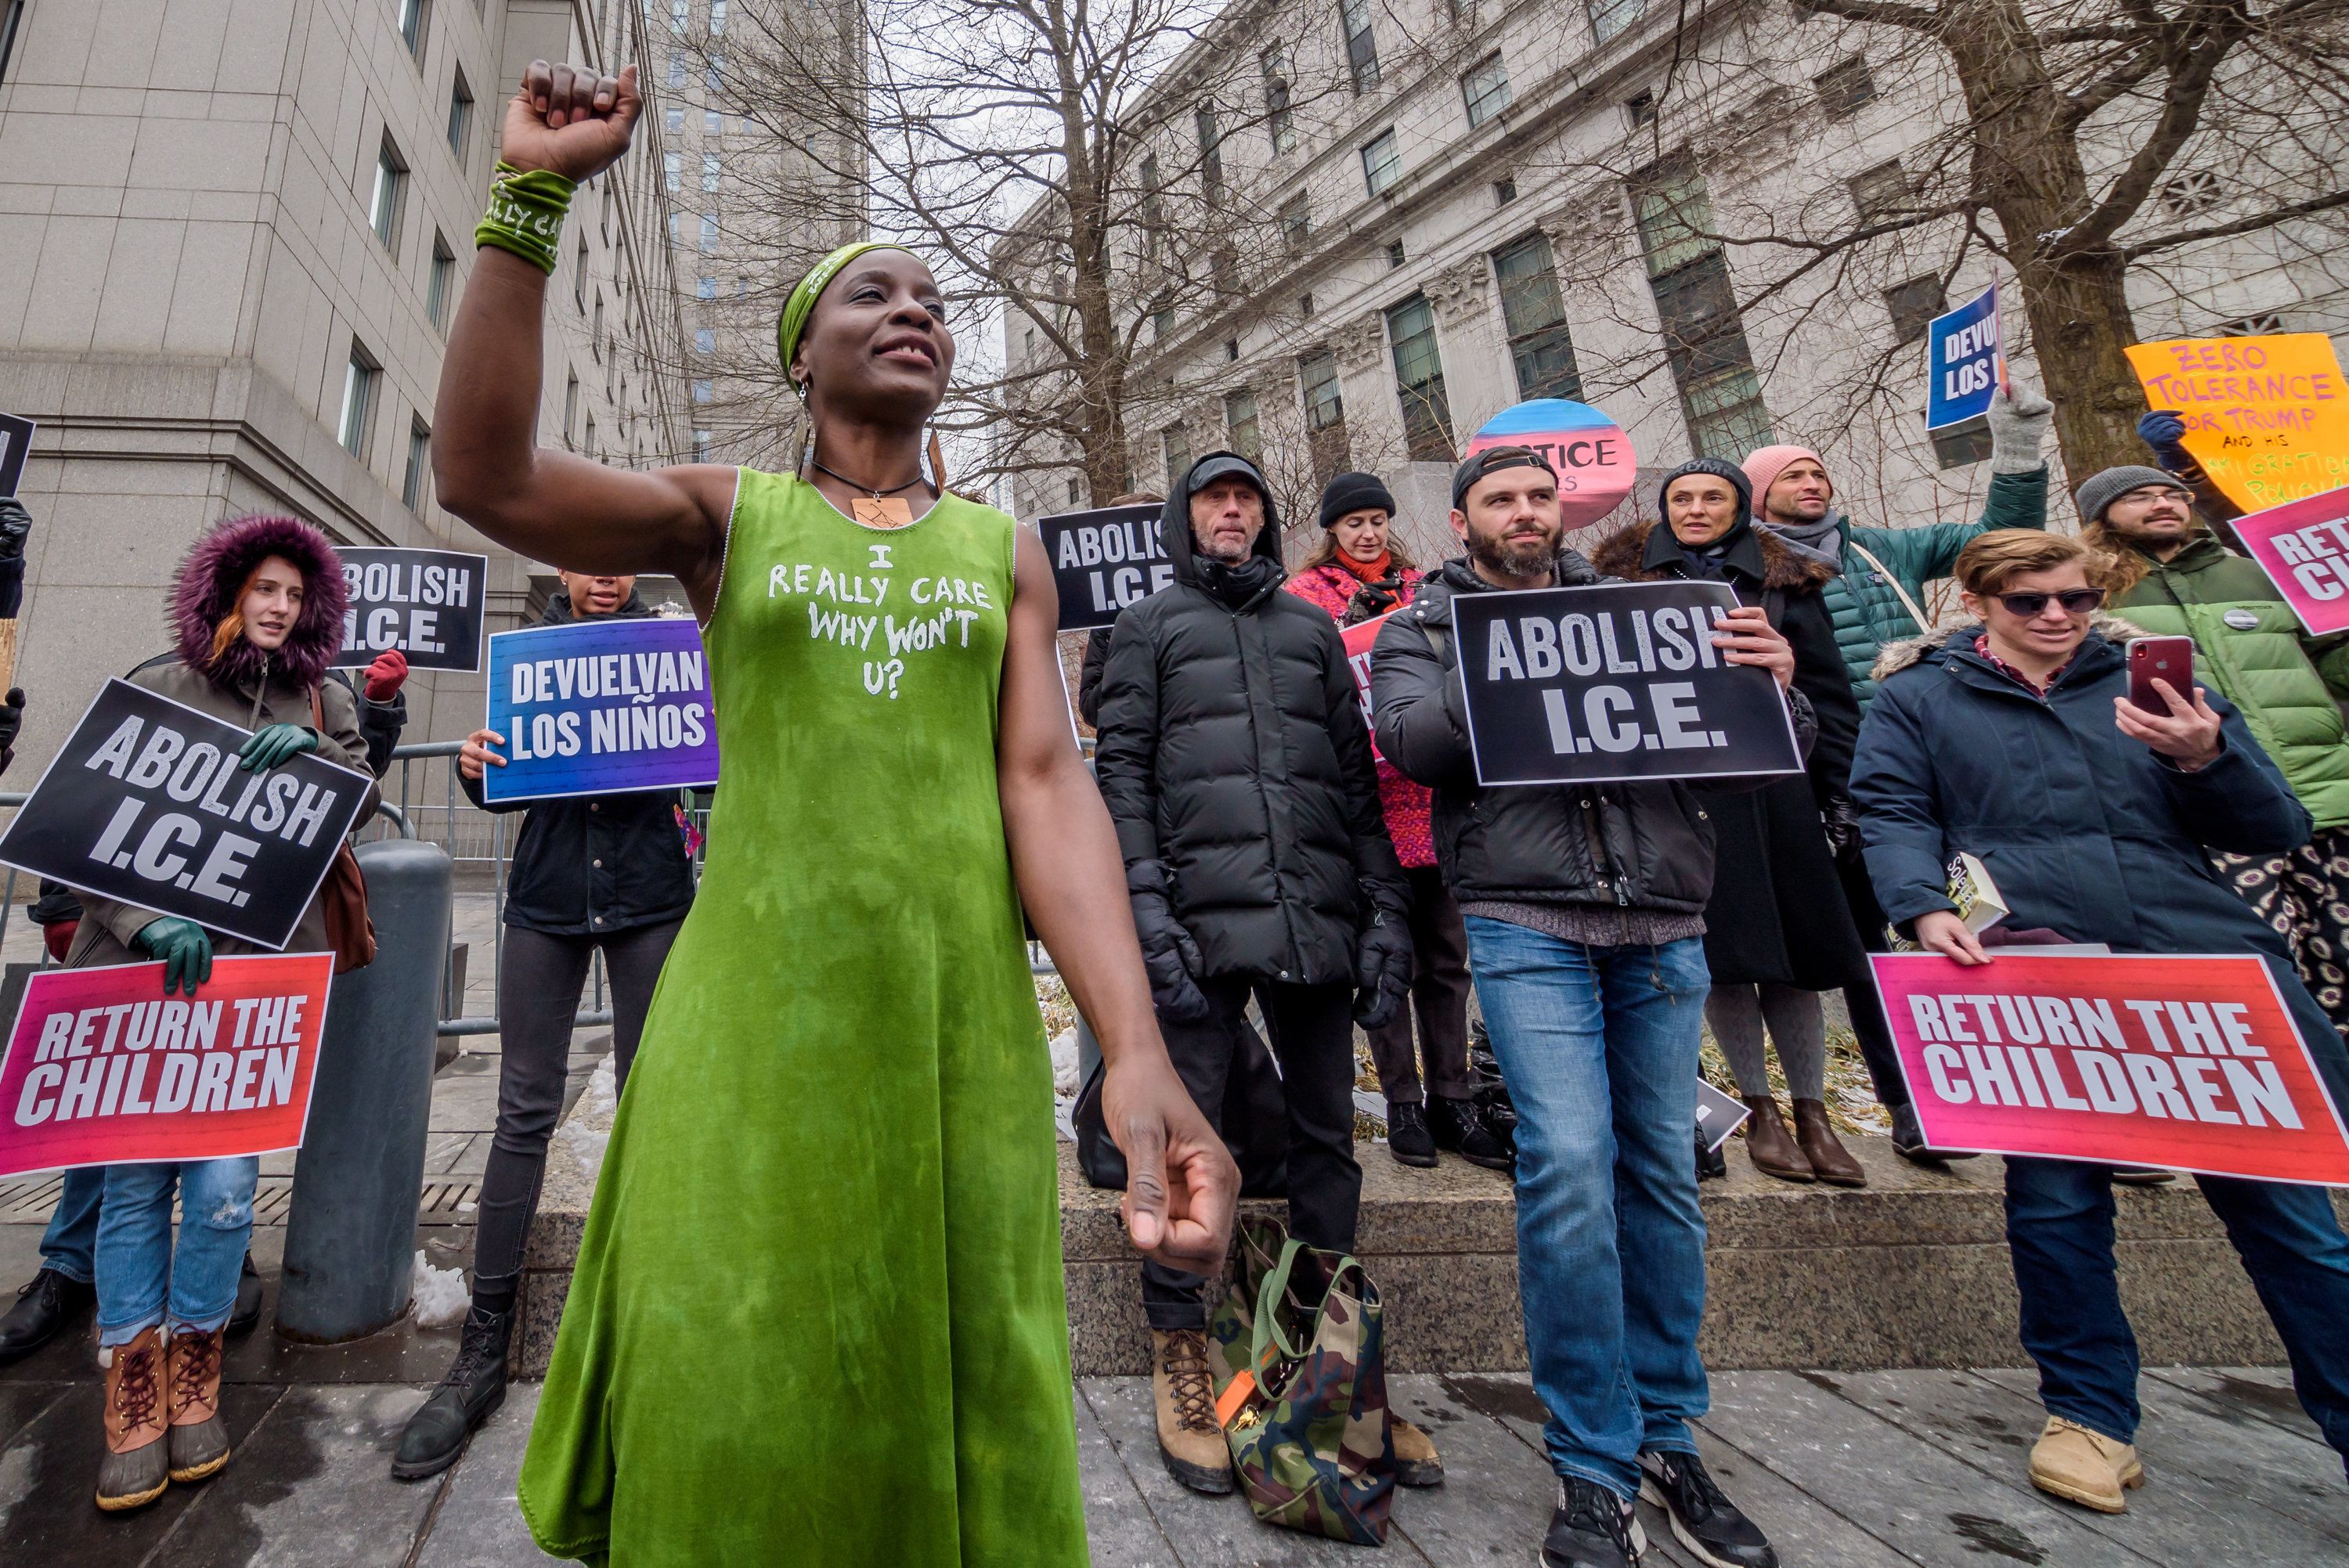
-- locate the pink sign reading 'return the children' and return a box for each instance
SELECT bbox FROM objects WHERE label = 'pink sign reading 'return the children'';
[2229,484,2349,636]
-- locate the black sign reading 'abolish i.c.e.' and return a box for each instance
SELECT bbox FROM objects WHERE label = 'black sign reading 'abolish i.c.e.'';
[0,681,371,950]
[1037,504,1176,631]
[333,547,489,672]
[1449,580,1804,786]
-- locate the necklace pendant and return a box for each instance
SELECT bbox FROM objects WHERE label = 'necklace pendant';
[853,496,915,528]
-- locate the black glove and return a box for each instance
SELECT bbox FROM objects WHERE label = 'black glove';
[0,499,28,619]
[1127,860,1211,1023]
[1352,884,1414,1030]
[1344,574,1406,625]
[0,688,21,760]
[1820,794,1862,860]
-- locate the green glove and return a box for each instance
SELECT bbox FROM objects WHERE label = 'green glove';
[239,723,319,773]
[133,917,214,996]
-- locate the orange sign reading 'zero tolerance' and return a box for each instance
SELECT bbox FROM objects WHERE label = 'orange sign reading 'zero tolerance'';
[2126,333,2349,512]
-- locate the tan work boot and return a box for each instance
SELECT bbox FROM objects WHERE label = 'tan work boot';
[166,1325,232,1483]
[1792,1099,1868,1188]
[96,1326,170,1511]
[2029,1415,2143,1512]
[1151,1327,1232,1494]
[1391,1412,1445,1487]
[1741,1096,1813,1182]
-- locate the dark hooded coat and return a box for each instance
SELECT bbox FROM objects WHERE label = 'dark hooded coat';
[1092,455,1405,984]
[460,589,698,937]
[67,514,381,967]
[1590,517,1867,988]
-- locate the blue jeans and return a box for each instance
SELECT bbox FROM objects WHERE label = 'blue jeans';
[2005,1155,2349,1462]
[1465,917,1712,1499]
[95,1158,259,1347]
[38,1166,103,1284]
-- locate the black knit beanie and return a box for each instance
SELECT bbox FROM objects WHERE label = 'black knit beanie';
[1318,470,1396,530]
[1656,457,1753,521]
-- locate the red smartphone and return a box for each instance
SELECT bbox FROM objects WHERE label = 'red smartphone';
[2127,636,2196,714]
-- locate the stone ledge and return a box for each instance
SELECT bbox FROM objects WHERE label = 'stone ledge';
[516,1090,2342,1379]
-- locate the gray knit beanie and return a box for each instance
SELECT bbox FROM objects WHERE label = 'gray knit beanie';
[2074,464,2182,524]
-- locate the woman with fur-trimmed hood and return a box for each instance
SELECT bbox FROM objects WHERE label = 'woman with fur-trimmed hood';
[83,514,377,1514]
[1593,460,1874,1186]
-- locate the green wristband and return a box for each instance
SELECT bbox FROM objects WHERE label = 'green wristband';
[475,161,577,275]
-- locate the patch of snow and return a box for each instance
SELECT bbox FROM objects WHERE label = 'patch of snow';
[1049,1029,1079,1098]
[408,1250,470,1328]
[587,1055,618,1116]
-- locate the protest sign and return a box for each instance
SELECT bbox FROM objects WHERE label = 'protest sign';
[1340,612,1388,757]
[0,413,34,499]
[0,681,370,950]
[2125,333,2349,512]
[1696,1080,1751,1152]
[2224,485,2349,636]
[1464,399,1637,528]
[1448,581,1802,786]
[483,616,717,802]
[1037,504,1174,631]
[0,954,334,1177]
[1925,285,2002,431]
[1871,952,2349,1184]
[333,547,489,672]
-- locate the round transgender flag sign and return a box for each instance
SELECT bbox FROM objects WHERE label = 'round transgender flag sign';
[1464,399,1636,528]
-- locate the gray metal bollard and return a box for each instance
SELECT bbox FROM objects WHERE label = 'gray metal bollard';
[276,836,454,1342]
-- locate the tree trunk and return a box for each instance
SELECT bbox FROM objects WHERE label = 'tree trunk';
[2008,247,2147,488]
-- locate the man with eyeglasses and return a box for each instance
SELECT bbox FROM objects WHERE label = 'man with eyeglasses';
[2078,463,2349,1040]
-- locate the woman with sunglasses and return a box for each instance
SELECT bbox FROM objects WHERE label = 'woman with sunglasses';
[1852,528,2349,1512]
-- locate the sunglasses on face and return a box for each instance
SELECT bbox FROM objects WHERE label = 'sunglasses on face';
[1994,588,2105,617]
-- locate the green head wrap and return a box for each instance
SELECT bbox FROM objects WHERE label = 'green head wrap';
[776,241,899,387]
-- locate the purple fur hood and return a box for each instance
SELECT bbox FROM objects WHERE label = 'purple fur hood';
[170,514,349,692]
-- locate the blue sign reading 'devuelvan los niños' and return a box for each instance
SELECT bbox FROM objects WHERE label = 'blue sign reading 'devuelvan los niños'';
[482,618,718,802]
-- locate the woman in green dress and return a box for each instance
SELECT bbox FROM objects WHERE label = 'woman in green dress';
[433,59,1238,1566]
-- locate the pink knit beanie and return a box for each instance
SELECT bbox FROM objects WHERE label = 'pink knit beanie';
[1741,444,1826,514]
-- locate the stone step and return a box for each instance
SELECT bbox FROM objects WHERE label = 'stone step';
[514,1087,2339,1379]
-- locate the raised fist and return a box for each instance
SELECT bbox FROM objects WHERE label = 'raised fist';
[502,60,642,185]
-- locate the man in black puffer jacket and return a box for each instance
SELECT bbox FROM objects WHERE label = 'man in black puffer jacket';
[1093,451,1420,1496]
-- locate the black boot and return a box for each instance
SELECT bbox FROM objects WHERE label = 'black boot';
[391,1303,514,1481]
[1542,1477,1644,1568]
[1890,1101,1978,1165]
[227,1253,265,1339]
[0,1267,95,1367]
[1385,1101,1438,1167]
[1430,1095,1515,1172]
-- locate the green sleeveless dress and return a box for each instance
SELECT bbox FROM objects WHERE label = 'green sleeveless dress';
[518,470,1088,1566]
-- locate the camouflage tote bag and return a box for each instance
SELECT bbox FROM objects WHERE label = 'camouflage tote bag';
[1205,1215,1397,1544]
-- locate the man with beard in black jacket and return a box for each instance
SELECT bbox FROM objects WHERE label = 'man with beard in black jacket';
[1093,451,1433,1496]
[1373,448,1798,1568]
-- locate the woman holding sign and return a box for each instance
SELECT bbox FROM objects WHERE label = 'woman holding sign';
[1853,528,2349,1508]
[74,513,378,1510]
[428,60,1233,1565]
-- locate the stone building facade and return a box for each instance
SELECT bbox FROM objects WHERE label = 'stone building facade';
[0,0,692,770]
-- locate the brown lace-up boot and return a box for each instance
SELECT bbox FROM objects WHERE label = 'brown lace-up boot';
[1792,1099,1868,1188]
[96,1326,170,1511]
[1740,1096,1813,1182]
[167,1325,232,1483]
[1151,1327,1233,1494]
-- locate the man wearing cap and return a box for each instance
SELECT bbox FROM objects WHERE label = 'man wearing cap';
[1092,450,1437,1495]
[2080,465,2349,1039]
[1373,446,1801,1568]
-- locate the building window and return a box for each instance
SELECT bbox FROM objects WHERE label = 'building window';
[1813,57,1876,119]
[564,372,579,447]
[1589,0,1644,41]
[692,379,713,404]
[702,153,721,193]
[1883,275,1947,345]
[585,415,597,460]
[1630,157,1772,458]
[2159,171,2223,218]
[447,68,474,158]
[1162,427,1192,488]
[1340,0,1380,93]
[694,428,713,461]
[1280,193,1312,254]
[574,236,589,310]
[670,0,690,31]
[1263,49,1295,155]
[1299,292,1315,318]
[668,211,681,245]
[592,296,604,359]
[338,344,379,456]
[705,53,723,91]
[1068,478,1083,505]
[696,326,716,354]
[1462,54,1510,128]
[665,151,682,192]
[1626,90,1657,129]
[666,52,685,88]
[1492,233,1584,401]
[427,234,454,329]
[709,0,727,31]
[1196,104,1225,204]
[705,108,723,133]
[399,0,429,59]
[370,137,407,250]
[1138,153,1165,257]
[402,420,431,510]
[665,106,685,134]
[1225,390,1261,462]
[1849,159,1911,223]
[1362,128,1400,196]
[1152,300,1174,341]
[1386,238,1406,269]
[1301,351,1344,431]
[1225,337,1239,362]
[1493,176,1517,205]
[1385,295,1455,461]
[697,275,717,299]
[700,212,718,249]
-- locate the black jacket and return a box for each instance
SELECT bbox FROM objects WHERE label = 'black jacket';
[1093,457,1405,984]
[460,590,698,937]
[1077,627,1111,730]
[1371,553,1817,917]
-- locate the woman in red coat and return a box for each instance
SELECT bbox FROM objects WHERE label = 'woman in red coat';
[1285,473,1510,1170]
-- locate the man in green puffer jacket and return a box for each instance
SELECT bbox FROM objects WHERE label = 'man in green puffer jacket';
[2080,463,2349,1038]
[1745,383,2054,711]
